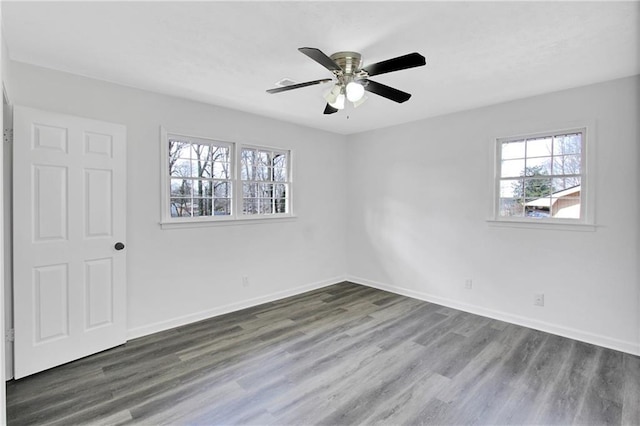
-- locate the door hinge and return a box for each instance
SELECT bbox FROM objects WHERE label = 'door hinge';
[4,128,13,144]
[5,328,14,342]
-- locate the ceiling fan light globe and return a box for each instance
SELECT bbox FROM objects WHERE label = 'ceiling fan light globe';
[346,82,365,102]
[353,95,368,108]
[324,84,341,104]
[329,93,346,110]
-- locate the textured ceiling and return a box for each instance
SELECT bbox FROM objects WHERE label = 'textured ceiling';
[3,1,639,135]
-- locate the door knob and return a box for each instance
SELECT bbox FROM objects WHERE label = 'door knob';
[114,242,125,251]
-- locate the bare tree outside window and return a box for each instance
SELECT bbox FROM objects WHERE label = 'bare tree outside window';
[169,138,231,218]
[241,147,289,215]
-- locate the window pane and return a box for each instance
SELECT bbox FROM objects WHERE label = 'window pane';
[525,157,552,176]
[274,183,287,199]
[214,198,231,215]
[275,198,287,213]
[192,180,214,197]
[256,166,272,181]
[212,162,230,179]
[259,183,273,198]
[501,140,525,159]
[500,179,522,198]
[274,184,287,213]
[169,141,190,159]
[499,198,524,217]
[183,143,199,159]
[553,196,580,219]
[273,167,287,182]
[258,150,272,167]
[211,146,230,162]
[526,137,552,157]
[273,154,287,169]
[241,149,256,180]
[171,158,192,177]
[524,177,552,199]
[194,144,210,161]
[552,177,581,193]
[525,207,551,219]
[243,198,259,214]
[243,183,258,198]
[170,198,192,217]
[195,161,212,178]
[214,181,230,198]
[241,162,254,180]
[553,133,581,155]
[501,159,525,178]
[552,154,581,176]
[259,199,274,214]
[192,160,208,177]
[170,179,192,197]
[191,198,213,217]
[550,179,581,219]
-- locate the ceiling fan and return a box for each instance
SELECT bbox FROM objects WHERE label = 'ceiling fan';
[266,47,426,115]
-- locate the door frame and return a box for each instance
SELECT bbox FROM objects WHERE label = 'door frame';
[3,87,12,382]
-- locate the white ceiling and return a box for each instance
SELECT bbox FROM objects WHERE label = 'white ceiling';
[3,1,639,135]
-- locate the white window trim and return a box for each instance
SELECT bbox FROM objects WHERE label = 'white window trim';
[488,123,596,231]
[159,127,295,229]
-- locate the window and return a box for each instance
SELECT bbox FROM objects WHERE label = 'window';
[161,129,292,226]
[495,128,588,223]
[168,135,232,218]
[240,147,290,215]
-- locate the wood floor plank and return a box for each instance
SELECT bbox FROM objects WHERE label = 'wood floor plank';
[360,372,450,425]
[532,341,599,425]
[6,282,640,426]
[622,353,640,425]
[492,333,574,424]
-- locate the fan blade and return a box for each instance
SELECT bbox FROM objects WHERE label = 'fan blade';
[323,103,339,115]
[363,80,412,103]
[362,52,426,77]
[299,47,343,72]
[266,78,333,94]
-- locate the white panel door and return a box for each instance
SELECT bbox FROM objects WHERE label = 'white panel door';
[13,106,127,379]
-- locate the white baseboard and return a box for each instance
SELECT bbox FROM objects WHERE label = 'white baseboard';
[347,275,640,356]
[127,276,347,340]
[127,274,639,356]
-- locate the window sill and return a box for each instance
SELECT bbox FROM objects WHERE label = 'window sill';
[486,219,596,232]
[160,214,298,230]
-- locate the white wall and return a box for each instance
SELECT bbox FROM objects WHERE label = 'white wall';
[346,76,640,355]
[7,61,348,339]
[4,60,639,376]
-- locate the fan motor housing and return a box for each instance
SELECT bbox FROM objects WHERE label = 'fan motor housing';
[330,51,362,75]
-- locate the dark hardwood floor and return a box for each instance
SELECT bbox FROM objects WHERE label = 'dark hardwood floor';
[6,282,640,425]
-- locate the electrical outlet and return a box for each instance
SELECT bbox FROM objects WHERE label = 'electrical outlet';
[242,276,249,287]
[465,279,473,290]
[534,293,545,307]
